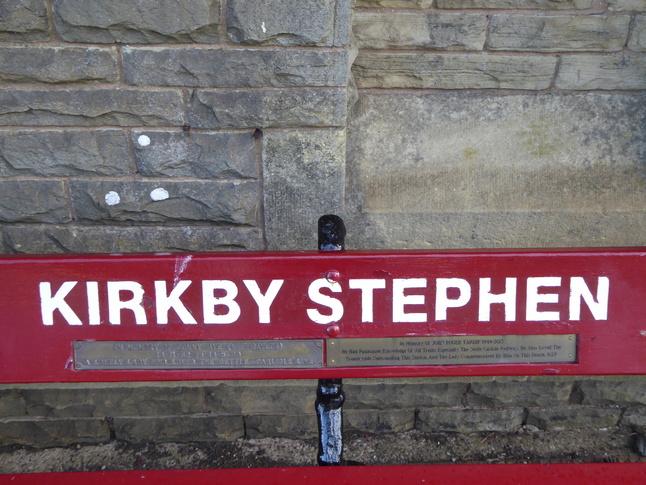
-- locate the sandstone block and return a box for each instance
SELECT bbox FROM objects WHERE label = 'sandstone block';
[575,379,646,405]
[437,0,594,8]
[629,16,646,51]
[488,15,631,52]
[262,129,346,250]
[70,180,258,225]
[0,0,49,41]
[52,0,220,43]
[113,415,243,443]
[353,12,487,51]
[133,131,257,179]
[622,406,646,433]
[0,418,109,448]
[526,407,622,430]
[557,54,646,90]
[0,130,131,177]
[245,414,317,438]
[356,1,433,6]
[188,89,347,129]
[227,0,346,46]
[0,390,26,418]
[123,47,348,88]
[344,409,415,433]
[352,52,556,90]
[1,225,264,254]
[468,379,573,407]
[608,0,646,11]
[343,379,466,409]
[0,47,117,84]
[417,408,524,433]
[0,89,184,127]
[0,180,70,223]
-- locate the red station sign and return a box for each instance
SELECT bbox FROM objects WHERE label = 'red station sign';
[1,248,645,383]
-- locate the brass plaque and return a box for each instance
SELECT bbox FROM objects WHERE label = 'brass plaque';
[327,335,577,367]
[74,340,324,370]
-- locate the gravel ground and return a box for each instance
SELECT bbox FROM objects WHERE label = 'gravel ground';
[1,426,644,473]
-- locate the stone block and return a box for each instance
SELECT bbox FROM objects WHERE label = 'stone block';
[353,12,487,51]
[0,0,49,41]
[227,0,345,46]
[622,406,646,433]
[0,180,70,223]
[557,54,646,90]
[344,409,415,433]
[113,415,243,443]
[0,47,118,84]
[262,129,346,250]
[526,407,622,431]
[468,379,573,407]
[0,130,131,177]
[488,15,631,52]
[123,47,348,88]
[188,89,347,129]
[356,1,433,6]
[437,0,594,8]
[0,390,26,418]
[0,418,110,448]
[245,414,317,438]
[417,407,524,433]
[132,130,257,179]
[575,379,646,405]
[0,89,184,127]
[1,225,264,254]
[343,379,466,409]
[204,380,316,415]
[70,180,259,225]
[608,0,646,11]
[352,52,556,90]
[629,16,646,51]
[52,0,220,43]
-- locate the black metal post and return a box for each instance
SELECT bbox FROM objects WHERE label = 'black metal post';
[316,215,346,466]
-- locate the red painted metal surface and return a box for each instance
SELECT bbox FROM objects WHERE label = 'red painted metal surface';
[1,463,645,485]
[2,248,646,383]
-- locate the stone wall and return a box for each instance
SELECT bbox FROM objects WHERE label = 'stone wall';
[1,0,646,452]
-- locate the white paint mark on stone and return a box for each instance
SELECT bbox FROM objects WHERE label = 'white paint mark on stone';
[137,135,151,147]
[261,22,267,33]
[150,187,169,201]
[104,191,120,206]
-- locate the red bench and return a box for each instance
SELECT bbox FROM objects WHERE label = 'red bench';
[1,217,645,482]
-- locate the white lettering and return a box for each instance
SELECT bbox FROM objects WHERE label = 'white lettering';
[307,278,343,324]
[40,281,82,326]
[569,276,609,321]
[435,278,471,321]
[87,281,100,325]
[243,280,284,324]
[349,279,386,323]
[479,277,517,322]
[393,278,427,323]
[107,281,147,325]
[202,280,241,324]
[155,280,197,324]
[526,277,561,321]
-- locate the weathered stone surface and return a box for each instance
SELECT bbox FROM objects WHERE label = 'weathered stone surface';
[526,407,622,431]
[608,0,646,11]
[245,414,317,438]
[353,12,487,51]
[468,379,572,407]
[344,379,466,409]
[0,390,26,418]
[133,131,257,179]
[344,409,415,433]
[356,0,433,6]
[70,180,258,225]
[123,48,348,88]
[575,379,646,405]
[0,180,70,223]
[0,130,131,177]
[557,54,646,90]
[0,0,49,41]
[437,0,594,8]
[488,15,631,52]
[417,408,524,433]
[629,16,646,51]
[227,0,342,46]
[0,418,110,448]
[622,406,646,433]
[188,89,347,129]
[52,0,220,43]
[263,129,346,250]
[352,52,557,90]
[0,47,118,84]
[20,385,204,418]
[1,225,264,254]
[0,89,184,127]
[113,415,243,443]
[204,381,315,414]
